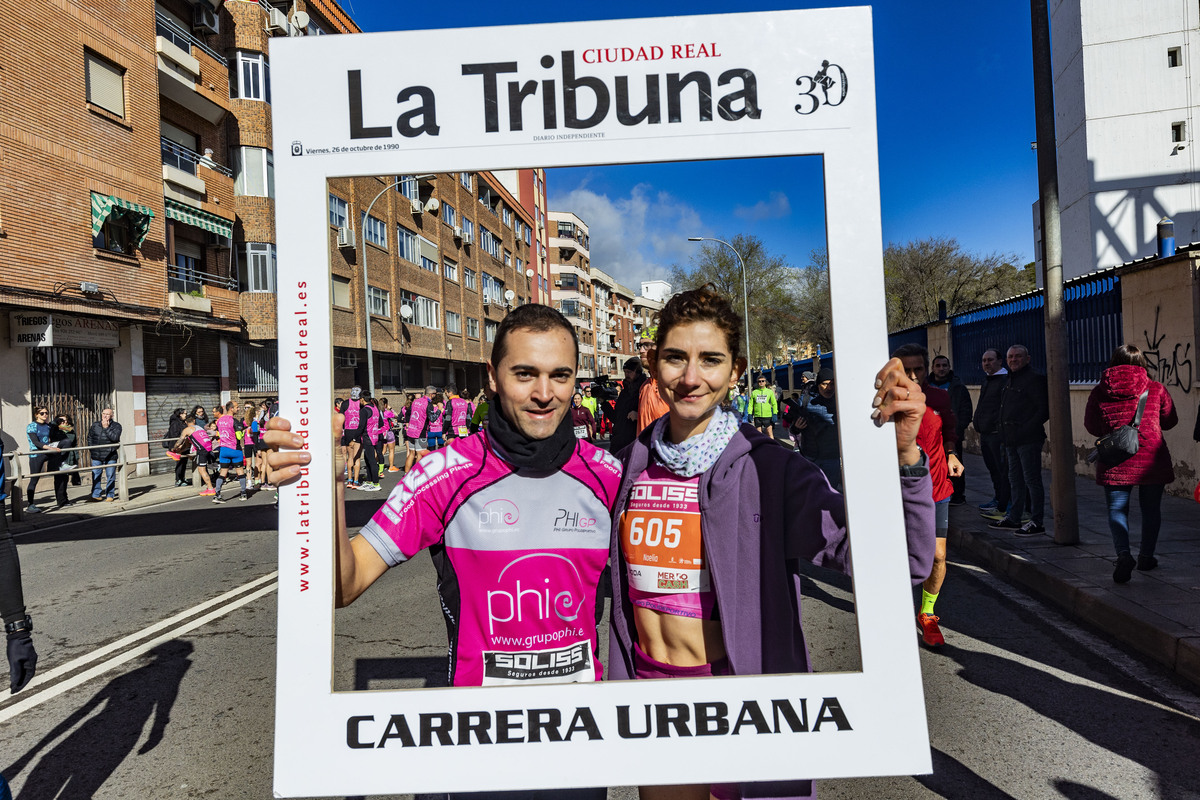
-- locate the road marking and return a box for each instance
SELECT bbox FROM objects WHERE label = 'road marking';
[0,573,278,721]
[949,559,1200,721]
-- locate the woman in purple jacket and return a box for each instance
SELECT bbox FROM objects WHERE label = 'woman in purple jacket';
[1084,344,1178,583]
[607,286,936,800]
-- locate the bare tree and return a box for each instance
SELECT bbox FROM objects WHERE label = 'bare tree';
[793,248,833,351]
[668,234,801,367]
[883,237,1035,331]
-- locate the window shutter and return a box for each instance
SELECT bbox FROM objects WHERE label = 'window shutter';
[86,52,125,117]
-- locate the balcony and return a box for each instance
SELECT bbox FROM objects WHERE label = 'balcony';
[162,137,233,207]
[156,11,229,124]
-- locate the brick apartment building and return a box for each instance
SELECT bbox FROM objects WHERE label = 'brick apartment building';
[0,0,358,474]
[548,211,597,378]
[589,267,636,378]
[325,169,543,399]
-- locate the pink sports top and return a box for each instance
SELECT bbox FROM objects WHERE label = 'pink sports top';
[618,463,718,620]
[448,398,474,436]
[359,433,622,687]
[427,403,445,433]
[216,415,238,449]
[189,428,214,453]
[364,405,382,445]
[404,396,431,439]
[342,399,361,432]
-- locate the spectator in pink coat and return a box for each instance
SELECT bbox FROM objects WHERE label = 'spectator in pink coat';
[1084,344,1178,583]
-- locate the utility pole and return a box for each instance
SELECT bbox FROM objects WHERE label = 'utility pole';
[1032,0,1078,544]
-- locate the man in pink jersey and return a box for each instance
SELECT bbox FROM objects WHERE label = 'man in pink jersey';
[443,385,474,443]
[266,305,618,800]
[402,384,437,473]
[212,401,249,503]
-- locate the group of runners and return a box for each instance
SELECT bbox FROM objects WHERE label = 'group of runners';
[336,384,486,491]
[166,400,277,501]
[264,289,937,800]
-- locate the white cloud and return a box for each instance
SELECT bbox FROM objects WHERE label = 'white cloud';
[733,191,791,222]
[553,183,707,291]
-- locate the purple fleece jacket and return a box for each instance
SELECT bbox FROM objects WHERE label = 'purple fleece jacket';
[607,424,936,800]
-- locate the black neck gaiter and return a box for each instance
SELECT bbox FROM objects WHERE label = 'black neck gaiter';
[486,401,578,471]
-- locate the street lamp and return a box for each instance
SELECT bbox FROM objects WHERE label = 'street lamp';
[688,236,752,384]
[362,174,435,393]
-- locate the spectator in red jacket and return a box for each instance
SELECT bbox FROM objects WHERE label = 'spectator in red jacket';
[1084,344,1178,583]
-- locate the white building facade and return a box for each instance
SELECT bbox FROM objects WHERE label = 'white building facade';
[1037,0,1200,280]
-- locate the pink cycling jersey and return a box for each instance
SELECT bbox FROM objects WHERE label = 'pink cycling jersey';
[359,432,622,687]
[189,428,214,453]
[427,403,445,434]
[447,398,474,436]
[342,399,362,432]
[404,396,431,440]
[216,415,238,449]
[365,405,383,445]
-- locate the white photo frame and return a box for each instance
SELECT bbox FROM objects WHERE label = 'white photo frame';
[270,7,931,797]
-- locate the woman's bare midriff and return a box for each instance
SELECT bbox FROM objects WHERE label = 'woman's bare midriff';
[633,605,726,667]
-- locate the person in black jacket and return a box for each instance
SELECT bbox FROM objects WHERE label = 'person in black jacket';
[990,345,1049,535]
[48,415,75,509]
[606,357,646,453]
[928,355,974,505]
[972,349,1010,519]
[163,408,188,487]
[2,434,39,693]
[794,367,842,491]
[87,408,122,501]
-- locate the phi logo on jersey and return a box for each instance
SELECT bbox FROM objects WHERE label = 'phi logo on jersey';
[478,499,520,532]
[486,553,585,634]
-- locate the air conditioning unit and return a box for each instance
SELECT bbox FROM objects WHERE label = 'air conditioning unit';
[193,4,220,34]
[453,225,463,240]
[424,197,440,215]
[337,226,355,249]
[345,352,358,367]
[266,6,288,33]
[554,279,562,287]
[462,229,474,244]
[410,197,423,214]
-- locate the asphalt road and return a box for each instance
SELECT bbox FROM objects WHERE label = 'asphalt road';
[2,466,1199,799]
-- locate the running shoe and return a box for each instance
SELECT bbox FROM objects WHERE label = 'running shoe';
[25,505,41,514]
[1113,552,1136,583]
[239,493,249,501]
[104,497,116,502]
[988,517,1022,530]
[917,613,945,647]
[360,482,382,492]
[212,494,227,504]
[979,508,1006,521]
[978,500,999,512]
[199,488,215,496]
[388,466,401,472]
[1014,521,1046,537]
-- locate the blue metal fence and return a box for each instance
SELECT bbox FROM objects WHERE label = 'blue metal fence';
[887,325,928,359]
[948,273,1122,385]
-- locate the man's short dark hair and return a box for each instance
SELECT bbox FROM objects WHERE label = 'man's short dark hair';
[491,304,579,368]
[891,342,928,367]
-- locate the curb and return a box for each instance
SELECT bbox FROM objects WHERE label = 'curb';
[950,522,1200,692]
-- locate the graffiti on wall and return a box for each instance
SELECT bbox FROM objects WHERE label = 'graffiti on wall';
[1142,307,1194,392]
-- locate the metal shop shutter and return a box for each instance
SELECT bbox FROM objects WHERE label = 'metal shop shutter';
[145,376,220,473]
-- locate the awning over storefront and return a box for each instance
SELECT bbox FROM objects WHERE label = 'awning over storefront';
[90,192,155,247]
[164,198,234,239]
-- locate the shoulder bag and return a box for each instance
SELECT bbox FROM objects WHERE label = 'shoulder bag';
[1091,390,1148,466]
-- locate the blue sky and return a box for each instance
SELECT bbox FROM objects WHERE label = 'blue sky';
[344,1,1036,288]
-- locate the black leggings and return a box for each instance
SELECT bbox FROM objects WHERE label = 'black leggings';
[26,454,48,505]
[361,440,379,483]
[175,454,188,484]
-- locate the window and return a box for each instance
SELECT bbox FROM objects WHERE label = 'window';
[441,202,456,226]
[368,286,390,317]
[1169,47,1182,68]
[401,290,440,329]
[516,256,523,274]
[444,257,458,281]
[398,226,418,262]
[418,235,439,272]
[332,274,351,307]
[480,227,500,258]
[461,217,474,243]
[482,273,505,304]
[502,207,512,227]
[504,249,512,267]
[361,212,387,248]
[395,174,419,200]
[85,50,125,117]
[232,147,274,197]
[525,226,532,246]
[559,274,579,291]
[485,320,499,342]
[467,317,480,338]
[479,184,500,214]
[329,194,348,228]
[559,300,582,318]
[306,18,326,35]
[460,172,472,190]
[170,239,202,292]
[94,210,135,255]
[1173,121,1187,143]
[243,242,277,292]
[464,267,477,290]
[446,311,462,334]
[231,51,271,102]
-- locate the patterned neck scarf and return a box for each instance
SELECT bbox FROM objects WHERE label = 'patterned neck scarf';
[651,407,740,478]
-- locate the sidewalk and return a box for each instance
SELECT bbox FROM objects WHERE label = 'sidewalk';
[951,452,1200,691]
[5,469,209,535]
